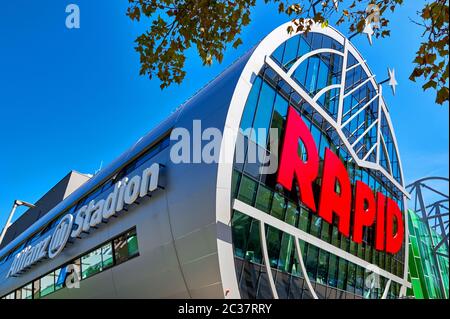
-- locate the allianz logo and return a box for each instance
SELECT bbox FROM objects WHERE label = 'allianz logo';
[7,163,161,278]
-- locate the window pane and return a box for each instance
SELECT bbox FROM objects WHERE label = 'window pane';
[282,36,300,68]
[305,245,319,281]
[251,82,276,147]
[112,230,139,264]
[298,207,309,232]
[246,220,262,263]
[355,266,364,296]
[337,258,348,290]
[310,215,321,237]
[40,272,56,297]
[232,211,252,259]
[127,234,139,257]
[278,233,296,273]
[114,234,129,265]
[327,254,338,287]
[4,292,15,299]
[271,193,286,220]
[266,226,282,268]
[237,175,257,205]
[102,242,114,268]
[317,249,329,285]
[240,77,262,132]
[331,225,340,247]
[255,185,272,213]
[20,283,32,299]
[284,202,298,227]
[320,221,330,242]
[346,262,356,294]
[231,170,241,197]
[81,247,103,279]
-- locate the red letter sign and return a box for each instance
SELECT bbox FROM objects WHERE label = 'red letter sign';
[318,149,351,237]
[277,106,405,254]
[353,181,376,243]
[277,106,319,212]
[385,198,404,254]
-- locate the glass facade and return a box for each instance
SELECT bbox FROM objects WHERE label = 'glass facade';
[1,228,139,299]
[407,209,449,299]
[231,31,407,299]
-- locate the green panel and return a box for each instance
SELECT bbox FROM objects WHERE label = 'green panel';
[407,209,449,299]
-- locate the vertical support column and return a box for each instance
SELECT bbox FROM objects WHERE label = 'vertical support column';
[259,220,279,299]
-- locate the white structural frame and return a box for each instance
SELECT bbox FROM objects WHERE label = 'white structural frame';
[216,21,410,300]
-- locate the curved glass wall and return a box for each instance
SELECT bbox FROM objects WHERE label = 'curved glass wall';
[231,31,406,299]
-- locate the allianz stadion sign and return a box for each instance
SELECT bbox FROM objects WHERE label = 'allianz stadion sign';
[7,163,161,278]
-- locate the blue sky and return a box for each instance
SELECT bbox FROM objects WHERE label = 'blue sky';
[0,0,448,227]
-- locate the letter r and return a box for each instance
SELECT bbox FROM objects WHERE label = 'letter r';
[277,106,319,212]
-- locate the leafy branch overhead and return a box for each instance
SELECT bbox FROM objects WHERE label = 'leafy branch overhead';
[127,0,449,105]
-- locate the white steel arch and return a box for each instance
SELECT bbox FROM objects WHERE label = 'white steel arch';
[216,21,410,299]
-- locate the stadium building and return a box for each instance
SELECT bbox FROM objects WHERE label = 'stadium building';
[0,22,410,299]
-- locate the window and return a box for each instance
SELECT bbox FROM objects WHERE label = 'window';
[231,170,241,198]
[240,77,262,132]
[266,226,282,268]
[346,263,356,294]
[3,292,15,299]
[228,57,407,300]
[317,250,329,284]
[320,221,330,242]
[40,272,56,297]
[284,202,298,227]
[232,211,262,264]
[282,35,300,68]
[277,232,298,273]
[337,258,348,290]
[2,228,139,299]
[19,284,32,299]
[251,82,276,147]
[255,185,272,213]
[114,229,139,265]
[310,215,321,237]
[271,193,286,220]
[305,245,319,281]
[327,254,338,287]
[80,242,114,279]
[102,242,114,268]
[237,175,257,205]
[232,211,252,259]
[81,247,103,279]
[298,207,309,232]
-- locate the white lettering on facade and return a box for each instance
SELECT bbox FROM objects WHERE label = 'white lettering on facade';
[6,163,161,278]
